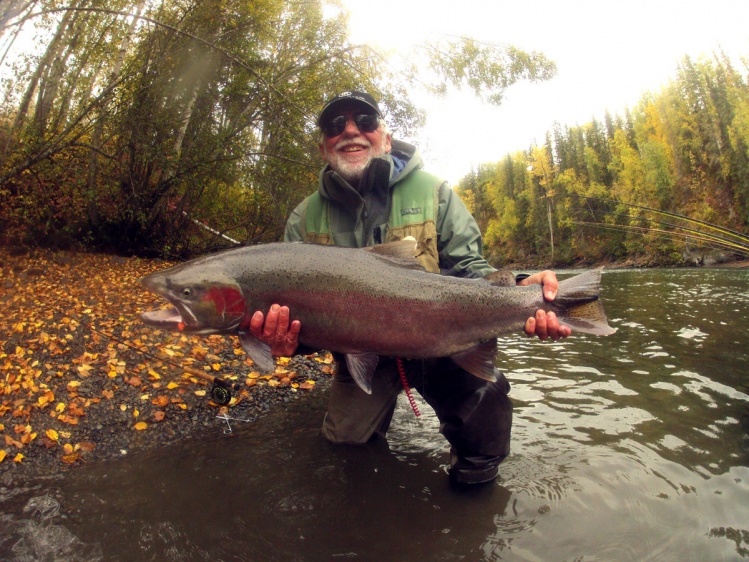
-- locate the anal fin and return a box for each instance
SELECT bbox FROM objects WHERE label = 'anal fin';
[451,339,499,382]
[345,352,380,394]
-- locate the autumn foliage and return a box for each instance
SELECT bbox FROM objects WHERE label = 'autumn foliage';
[0,246,332,475]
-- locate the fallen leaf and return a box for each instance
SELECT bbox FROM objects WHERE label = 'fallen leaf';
[21,432,37,445]
[134,422,148,430]
[61,452,81,465]
[4,435,23,448]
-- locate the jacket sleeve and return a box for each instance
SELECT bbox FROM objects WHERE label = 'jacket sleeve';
[284,198,308,242]
[436,182,496,278]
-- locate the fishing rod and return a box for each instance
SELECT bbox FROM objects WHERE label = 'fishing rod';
[574,221,749,257]
[575,208,749,255]
[576,195,749,246]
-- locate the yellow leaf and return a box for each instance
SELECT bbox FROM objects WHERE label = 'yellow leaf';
[13,453,24,463]
[55,402,66,413]
[45,429,59,441]
[194,390,206,397]
[133,409,140,418]
[211,363,221,371]
[63,443,74,454]
[167,382,179,390]
[134,422,148,431]
[0,450,5,463]
[277,356,291,365]
[147,369,161,380]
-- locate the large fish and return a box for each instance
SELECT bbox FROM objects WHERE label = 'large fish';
[140,241,616,393]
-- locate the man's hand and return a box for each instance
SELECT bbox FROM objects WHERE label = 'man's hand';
[518,270,572,341]
[247,304,301,357]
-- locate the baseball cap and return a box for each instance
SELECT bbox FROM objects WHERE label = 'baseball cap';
[317,91,382,126]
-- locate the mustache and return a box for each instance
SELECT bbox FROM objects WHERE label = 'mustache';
[334,139,371,151]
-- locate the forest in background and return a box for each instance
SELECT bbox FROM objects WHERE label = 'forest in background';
[1,1,748,266]
[0,0,554,257]
[456,55,749,267]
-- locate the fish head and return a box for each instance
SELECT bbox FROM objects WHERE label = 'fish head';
[140,264,246,334]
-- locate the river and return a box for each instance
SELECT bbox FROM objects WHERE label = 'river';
[1,268,748,561]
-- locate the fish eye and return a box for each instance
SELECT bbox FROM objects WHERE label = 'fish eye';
[182,287,192,297]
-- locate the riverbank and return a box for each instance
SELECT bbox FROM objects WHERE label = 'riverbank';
[0,247,334,482]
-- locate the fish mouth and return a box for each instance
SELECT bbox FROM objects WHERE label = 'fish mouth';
[140,306,183,328]
[140,298,199,330]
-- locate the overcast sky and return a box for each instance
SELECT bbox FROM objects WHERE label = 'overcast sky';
[340,0,749,183]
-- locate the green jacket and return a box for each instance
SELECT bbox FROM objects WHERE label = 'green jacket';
[284,140,495,278]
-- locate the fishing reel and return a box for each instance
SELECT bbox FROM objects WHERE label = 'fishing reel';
[210,377,241,405]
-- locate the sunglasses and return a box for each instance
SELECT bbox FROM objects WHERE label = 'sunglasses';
[321,113,380,137]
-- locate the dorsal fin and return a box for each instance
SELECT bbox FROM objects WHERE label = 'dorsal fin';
[363,238,424,270]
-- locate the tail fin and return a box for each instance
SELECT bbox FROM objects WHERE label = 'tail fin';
[556,268,617,336]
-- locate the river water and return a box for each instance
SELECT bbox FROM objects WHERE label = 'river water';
[1,268,748,561]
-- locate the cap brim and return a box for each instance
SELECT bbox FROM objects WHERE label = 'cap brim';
[318,99,381,125]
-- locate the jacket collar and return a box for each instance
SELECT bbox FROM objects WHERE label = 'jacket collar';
[317,139,423,203]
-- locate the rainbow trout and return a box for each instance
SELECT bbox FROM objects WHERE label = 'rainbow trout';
[140,241,616,393]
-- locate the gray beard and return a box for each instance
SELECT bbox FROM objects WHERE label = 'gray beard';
[323,139,390,186]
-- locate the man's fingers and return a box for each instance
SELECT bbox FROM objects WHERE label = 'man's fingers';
[288,319,301,340]
[275,306,291,339]
[249,310,265,337]
[524,316,536,337]
[262,304,280,339]
[534,309,549,340]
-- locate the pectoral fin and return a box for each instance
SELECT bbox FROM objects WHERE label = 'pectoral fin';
[238,330,275,372]
[345,352,380,394]
[451,339,499,382]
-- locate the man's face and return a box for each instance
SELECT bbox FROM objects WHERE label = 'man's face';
[319,103,392,185]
